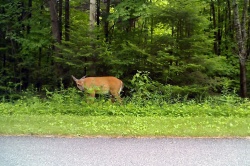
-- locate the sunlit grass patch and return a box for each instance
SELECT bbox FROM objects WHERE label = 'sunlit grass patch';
[0,115,249,137]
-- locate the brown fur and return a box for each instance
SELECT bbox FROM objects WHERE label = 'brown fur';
[72,76,123,102]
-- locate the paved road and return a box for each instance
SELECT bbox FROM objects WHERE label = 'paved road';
[0,136,249,166]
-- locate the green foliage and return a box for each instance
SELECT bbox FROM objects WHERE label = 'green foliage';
[131,71,153,99]
[108,0,150,22]
[1,0,250,137]
[0,0,249,98]
[129,71,209,103]
[0,0,55,97]
[0,88,249,118]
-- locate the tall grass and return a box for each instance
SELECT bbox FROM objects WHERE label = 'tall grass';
[0,87,249,118]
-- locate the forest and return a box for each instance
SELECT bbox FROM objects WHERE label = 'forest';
[1,0,250,100]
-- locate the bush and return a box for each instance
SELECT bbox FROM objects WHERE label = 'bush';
[0,86,249,118]
[0,75,249,118]
[130,71,208,104]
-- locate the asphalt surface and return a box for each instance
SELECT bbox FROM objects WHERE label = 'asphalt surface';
[0,136,249,166]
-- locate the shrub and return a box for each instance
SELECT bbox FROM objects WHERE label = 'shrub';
[0,83,249,118]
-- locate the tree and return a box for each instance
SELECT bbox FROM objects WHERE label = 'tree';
[48,0,61,44]
[89,0,96,32]
[0,0,248,99]
[104,0,111,42]
[232,0,248,98]
[210,0,223,55]
[65,0,70,41]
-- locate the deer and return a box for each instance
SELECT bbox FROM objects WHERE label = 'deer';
[72,75,123,102]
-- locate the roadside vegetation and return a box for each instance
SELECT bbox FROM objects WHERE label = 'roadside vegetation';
[1,87,249,118]
[0,74,249,137]
[1,1,250,137]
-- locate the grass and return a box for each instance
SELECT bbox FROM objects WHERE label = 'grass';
[0,115,249,137]
[0,88,249,137]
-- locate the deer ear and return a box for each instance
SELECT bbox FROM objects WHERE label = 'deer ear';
[71,75,78,82]
[81,75,86,80]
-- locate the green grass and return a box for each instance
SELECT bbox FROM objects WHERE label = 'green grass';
[0,89,250,137]
[1,96,250,117]
[0,115,249,137]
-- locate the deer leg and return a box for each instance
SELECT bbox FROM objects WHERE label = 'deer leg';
[111,95,115,103]
[111,92,122,103]
[87,93,95,103]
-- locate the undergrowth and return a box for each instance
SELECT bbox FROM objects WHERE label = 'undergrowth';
[0,87,249,118]
[0,71,249,117]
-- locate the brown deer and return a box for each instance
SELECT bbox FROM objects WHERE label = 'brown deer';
[72,75,123,102]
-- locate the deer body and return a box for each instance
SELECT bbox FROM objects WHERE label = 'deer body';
[72,75,123,102]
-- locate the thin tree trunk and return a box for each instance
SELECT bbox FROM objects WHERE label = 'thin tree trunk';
[226,0,233,34]
[37,47,42,90]
[89,0,96,32]
[248,0,250,56]
[211,0,218,55]
[48,0,61,43]
[48,0,62,82]
[27,0,32,34]
[65,0,70,41]
[217,0,222,55]
[58,0,63,41]
[240,59,247,98]
[232,0,248,98]
[96,0,100,26]
[89,0,97,75]
[104,0,111,43]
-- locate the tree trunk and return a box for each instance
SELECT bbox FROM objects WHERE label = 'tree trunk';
[96,0,100,26]
[89,0,97,75]
[89,0,96,32]
[248,0,250,56]
[27,0,32,34]
[240,58,247,98]
[48,0,61,43]
[65,0,70,41]
[217,0,222,55]
[211,0,218,55]
[58,0,63,41]
[226,0,232,36]
[104,0,111,43]
[48,0,62,82]
[150,0,153,45]
[232,0,248,98]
